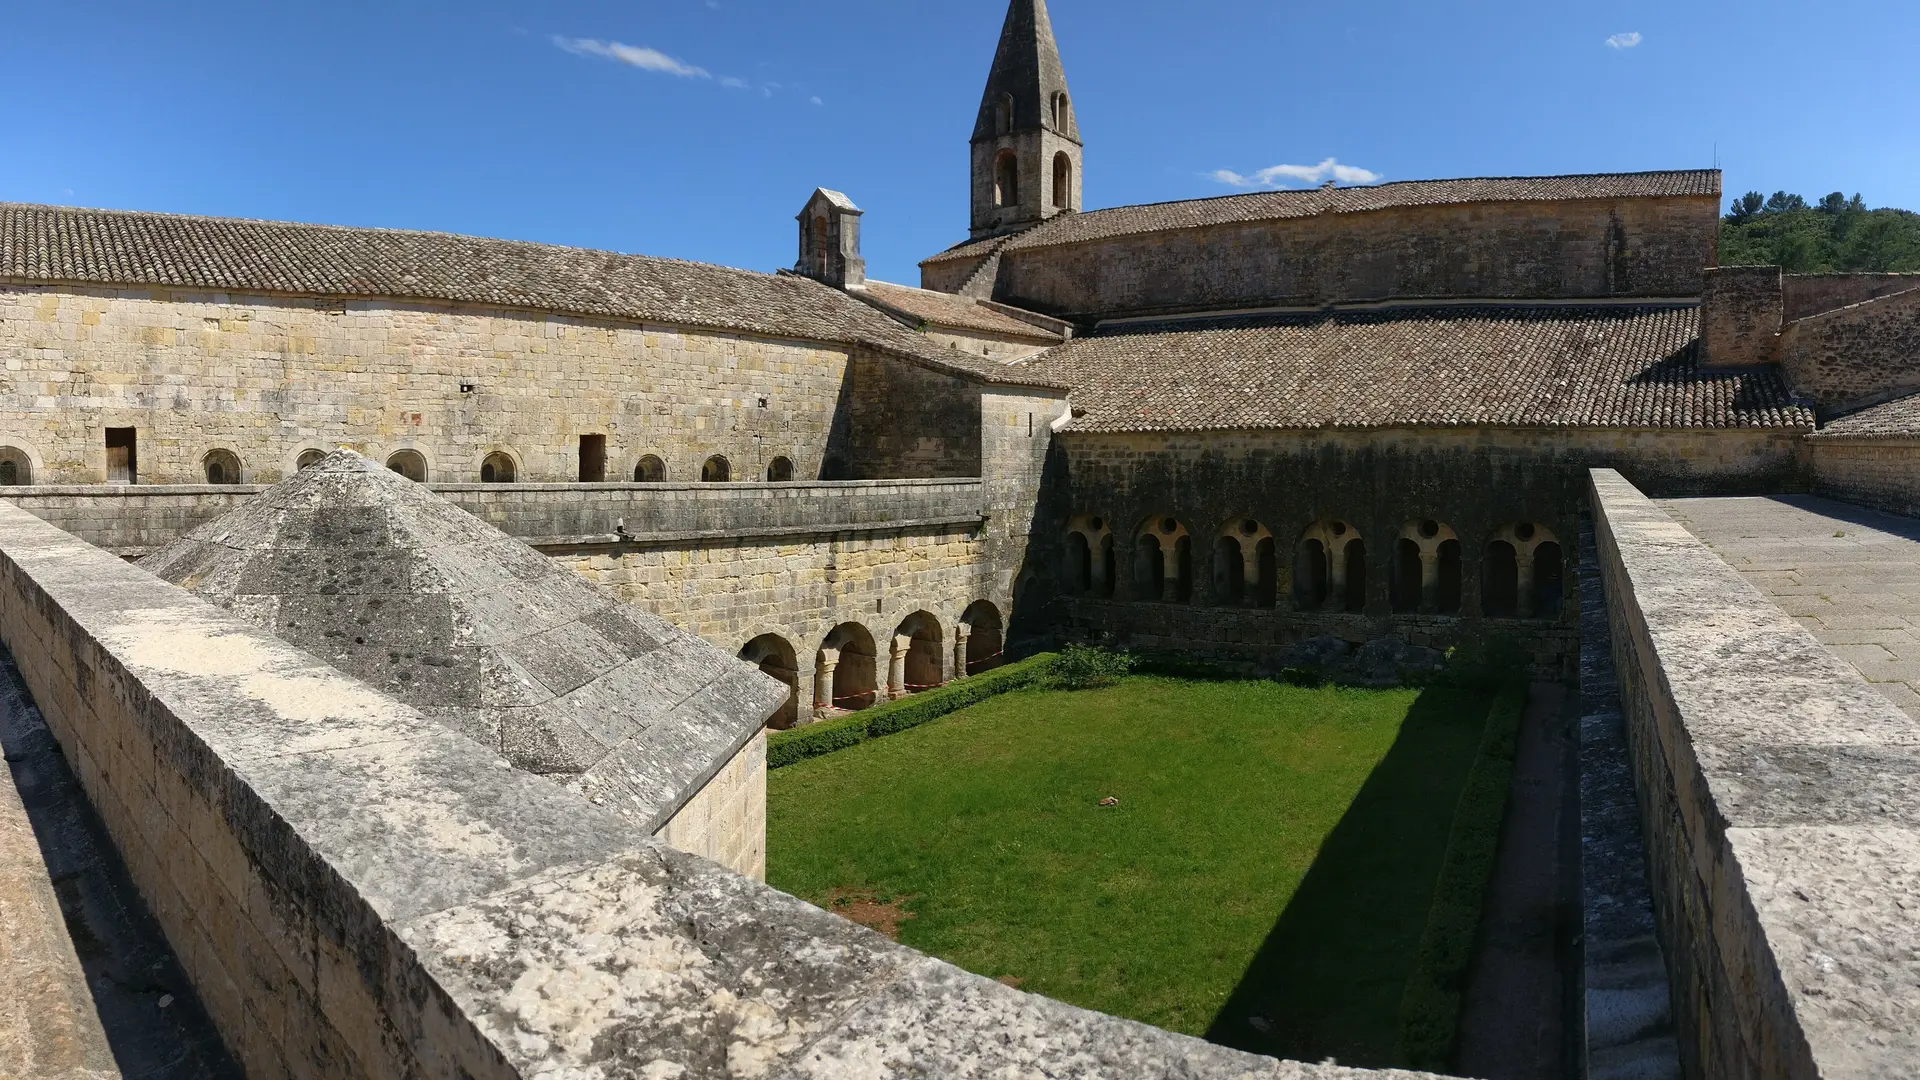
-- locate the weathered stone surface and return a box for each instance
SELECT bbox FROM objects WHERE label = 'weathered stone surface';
[1591,468,1920,1078]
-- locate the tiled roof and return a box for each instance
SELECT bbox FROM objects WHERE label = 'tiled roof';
[1026,303,1812,434]
[1811,392,1920,440]
[922,171,1721,262]
[863,281,1063,340]
[0,202,1065,390]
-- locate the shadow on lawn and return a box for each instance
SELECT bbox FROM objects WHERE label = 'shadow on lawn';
[1205,687,1491,1069]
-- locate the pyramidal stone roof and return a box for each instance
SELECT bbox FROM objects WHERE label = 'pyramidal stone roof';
[973,0,1079,144]
[139,450,785,831]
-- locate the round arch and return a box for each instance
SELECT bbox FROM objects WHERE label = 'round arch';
[293,448,330,473]
[816,623,879,714]
[1393,519,1462,615]
[740,634,801,729]
[1297,520,1366,613]
[1486,522,1565,619]
[0,444,35,486]
[891,611,945,695]
[766,456,795,483]
[633,455,666,483]
[480,451,519,484]
[1214,517,1277,608]
[385,448,430,483]
[1133,515,1193,603]
[201,448,244,485]
[701,455,732,483]
[960,600,1005,675]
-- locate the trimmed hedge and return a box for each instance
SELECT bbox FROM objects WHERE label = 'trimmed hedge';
[1395,683,1528,1071]
[768,653,1058,770]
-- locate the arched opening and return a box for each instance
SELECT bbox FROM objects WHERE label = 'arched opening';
[1098,534,1117,598]
[740,635,800,730]
[202,449,242,485]
[1484,541,1520,617]
[1534,542,1565,618]
[1214,536,1245,607]
[1255,537,1278,608]
[1295,539,1328,611]
[1173,535,1194,603]
[996,93,1014,136]
[813,216,830,277]
[1437,540,1463,615]
[994,150,1020,208]
[893,612,945,695]
[386,450,428,482]
[817,624,878,714]
[961,601,1005,675]
[1065,531,1093,595]
[634,456,665,483]
[701,456,731,483]
[295,449,327,471]
[1133,533,1165,601]
[480,452,517,484]
[1341,540,1368,613]
[766,457,795,483]
[1392,538,1424,614]
[0,446,31,486]
[1052,153,1072,209]
[1051,92,1070,130]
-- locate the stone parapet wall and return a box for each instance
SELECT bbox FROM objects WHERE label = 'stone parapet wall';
[1776,287,1920,415]
[1783,272,1920,323]
[1809,439,1920,518]
[1589,468,1920,1078]
[0,498,1437,1080]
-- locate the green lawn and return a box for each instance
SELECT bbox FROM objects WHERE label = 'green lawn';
[767,676,1503,1068]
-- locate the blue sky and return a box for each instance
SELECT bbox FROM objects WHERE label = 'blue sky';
[4,0,1916,284]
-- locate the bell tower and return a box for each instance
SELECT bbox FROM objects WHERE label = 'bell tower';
[970,0,1082,240]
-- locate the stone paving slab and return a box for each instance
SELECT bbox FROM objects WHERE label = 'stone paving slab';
[1660,494,1920,720]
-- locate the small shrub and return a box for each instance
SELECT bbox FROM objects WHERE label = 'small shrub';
[1051,644,1136,690]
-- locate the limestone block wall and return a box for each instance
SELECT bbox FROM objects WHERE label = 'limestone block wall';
[992,196,1720,321]
[0,283,853,485]
[1776,287,1920,414]
[0,498,1427,1080]
[1700,266,1783,369]
[1783,272,1920,322]
[845,345,984,478]
[924,326,1054,362]
[1590,468,1920,1078]
[1809,438,1920,517]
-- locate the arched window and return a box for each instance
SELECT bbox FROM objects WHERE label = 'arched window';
[386,450,428,482]
[1066,515,1115,598]
[480,452,517,484]
[1534,542,1565,618]
[817,624,878,714]
[202,449,242,486]
[1484,541,1520,618]
[996,93,1014,136]
[893,611,945,695]
[1486,523,1564,619]
[962,601,1005,675]
[1134,533,1165,601]
[813,216,830,277]
[1065,532,1093,595]
[296,449,327,471]
[1391,520,1462,615]
[1216,519,1274,607]
[1134,518,1191,603]
[701,455,731,483]
[994,150,1020,208]
[1051,92,1070,130]
[1052,152,1072,209]
[0,446,30,486]
[634,455,666,483]
[766,457,795,483]
[1297,521,1366,613]
[740,635,800,730]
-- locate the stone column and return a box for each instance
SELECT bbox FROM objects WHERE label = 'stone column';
[1162,546,1181,604]
[814,648,839,718]
[1242,547,1261,608]
[889,635,912,699]
[1090,541,1110,597]
[1328,542,1348,606]
[1420,549,1440,614]
[954,627,971,680]
[1517,548,1537,619]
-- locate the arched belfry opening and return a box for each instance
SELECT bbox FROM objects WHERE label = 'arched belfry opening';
[969,0,1083,237]
[793,188,865,289]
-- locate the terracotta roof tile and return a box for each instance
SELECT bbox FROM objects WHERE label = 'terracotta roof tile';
[862,281,1063,340]
[923,171,1721,262]
[0,202,1067,390]
[1026,303,1811,434]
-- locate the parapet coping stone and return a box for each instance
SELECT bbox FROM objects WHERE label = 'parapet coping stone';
[1589,469,1920,1076]
[0,498,1442,1080]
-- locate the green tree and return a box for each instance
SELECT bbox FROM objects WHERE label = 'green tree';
[1725,191,1766,224]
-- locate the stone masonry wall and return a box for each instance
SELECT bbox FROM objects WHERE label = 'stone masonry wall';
[845,346,983,478]
[0,498,1418,1080]
[992,196,1721,321]
[1776,286,1920,414]
[1699,266,1782,369]
[1783,272,1920,322]
[1809,439,1920,517]
[1034,426,1806,678]
[0,283,853,485]
[1590,468,1920,1078]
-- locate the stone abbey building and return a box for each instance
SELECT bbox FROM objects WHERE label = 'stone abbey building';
[4,1,1920,1077]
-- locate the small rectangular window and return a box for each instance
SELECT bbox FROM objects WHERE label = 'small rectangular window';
[579,434,607,483]
[105,427,137,485]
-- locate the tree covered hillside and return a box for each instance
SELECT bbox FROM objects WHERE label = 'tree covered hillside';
[1720,190,1920,272]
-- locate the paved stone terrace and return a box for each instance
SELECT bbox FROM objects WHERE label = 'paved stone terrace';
[1659,494,1920,718]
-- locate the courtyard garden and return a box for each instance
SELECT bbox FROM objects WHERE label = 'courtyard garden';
[767,661,1522,1071]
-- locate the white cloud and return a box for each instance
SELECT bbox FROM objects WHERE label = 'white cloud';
[810,96,823,106]
[1209,158,1383,190]
[552,37,709,78]
[1606,32,1642,49]
[719,76,748,89]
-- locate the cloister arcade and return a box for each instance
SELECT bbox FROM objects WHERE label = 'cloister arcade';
[1061,513,1569,622]
[738,600,1007,723]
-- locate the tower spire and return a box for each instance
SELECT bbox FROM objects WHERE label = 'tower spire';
[969,0,1082,240]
